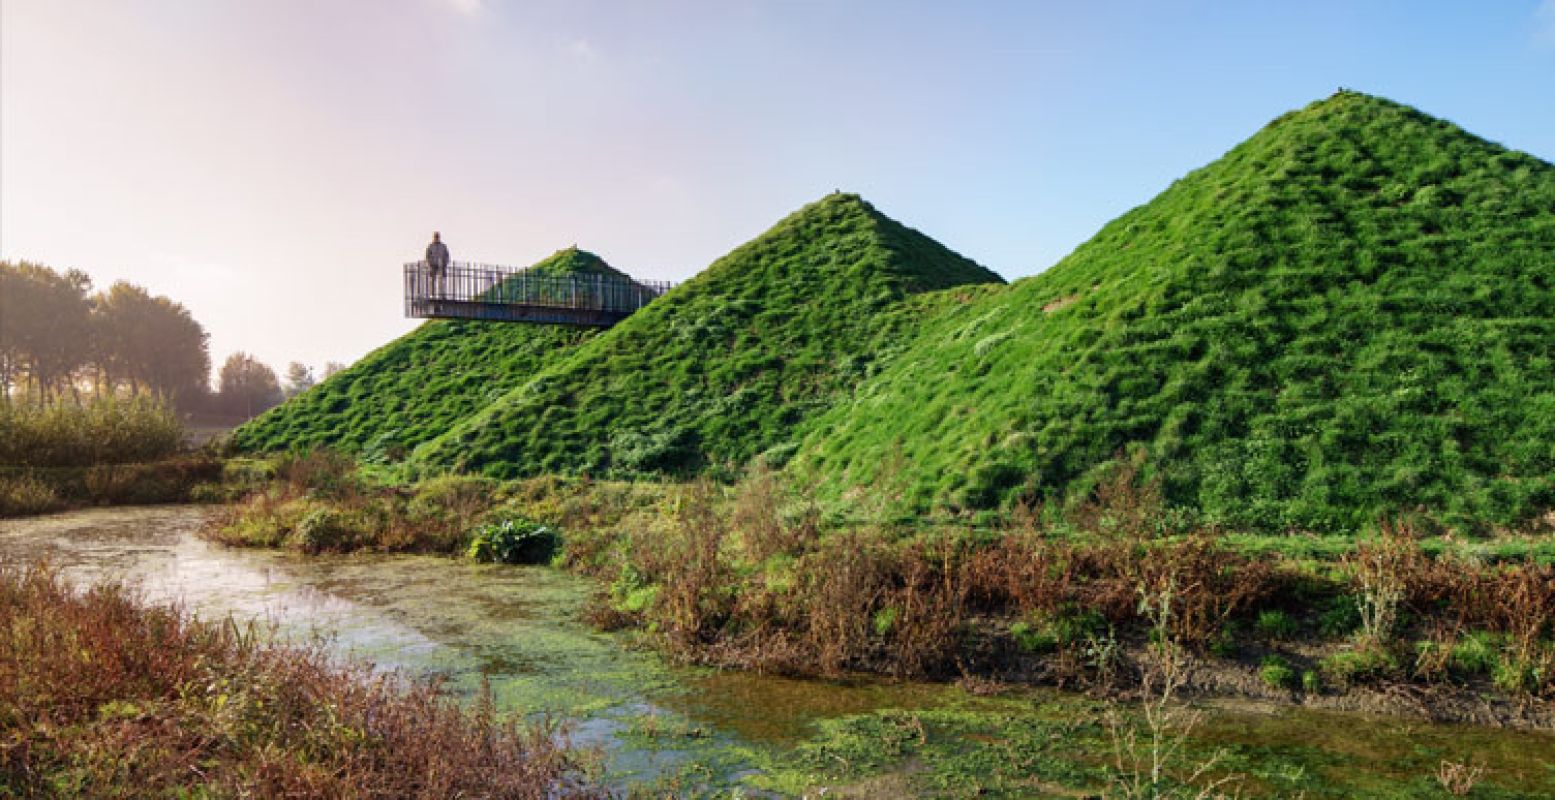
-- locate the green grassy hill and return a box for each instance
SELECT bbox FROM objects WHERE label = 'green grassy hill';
[792,92,1555,531]
[229,248,611,460]
[410,193,1004,477]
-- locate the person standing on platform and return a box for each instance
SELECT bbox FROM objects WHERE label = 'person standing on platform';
[425,232,451,298]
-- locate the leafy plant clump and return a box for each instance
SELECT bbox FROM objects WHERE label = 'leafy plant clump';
[794,91,1555,531]
[468,518,562,565]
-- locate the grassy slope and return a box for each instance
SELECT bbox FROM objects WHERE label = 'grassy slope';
[793,92,1555,531]
[411,193,1004,478]
[229,249,610,459]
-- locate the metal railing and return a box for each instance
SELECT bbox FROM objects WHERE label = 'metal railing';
[404,261,675,327]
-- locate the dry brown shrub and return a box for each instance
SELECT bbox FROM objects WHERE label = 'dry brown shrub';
[881,538,971,678]
[0,563,598,798]
[1132,535,1276,647]
[1067,452,1164,541]
[652,481,736,651]
[731,463,815,564]
[797,528,895,675]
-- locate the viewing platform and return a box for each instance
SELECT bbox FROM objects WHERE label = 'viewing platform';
[404,260,675,327]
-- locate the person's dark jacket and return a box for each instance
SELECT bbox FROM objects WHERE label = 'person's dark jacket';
[426,240,450,272]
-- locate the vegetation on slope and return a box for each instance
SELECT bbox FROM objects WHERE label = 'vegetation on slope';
[229,248,610,460]
[412,193,1004,478]
[793,92,1555,531]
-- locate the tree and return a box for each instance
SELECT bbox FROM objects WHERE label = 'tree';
[0,261,93,401]
[217,352,282,419]
[93,281,210,404]
[322,361,347,379]
[283,362,316,398]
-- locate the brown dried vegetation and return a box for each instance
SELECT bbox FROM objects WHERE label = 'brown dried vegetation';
[0,564,598,798]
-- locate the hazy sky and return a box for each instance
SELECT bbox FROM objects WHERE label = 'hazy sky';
[3,1,1554,375]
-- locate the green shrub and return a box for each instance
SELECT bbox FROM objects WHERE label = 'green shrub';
[1010,606,1107,654]
[873,606,899,637]
[1008,620,1056,654]
[1318,595,1363,638]
[1319,647,1398,689]
[1259,655,1297,690]
[1450,631,1501,677]
[290,506,372,553]
[466,518,561,565]
[1301,669,1322,693]
[1255,609,1300,640]
[1491,657,1541,694]
[1208,623,1240,658]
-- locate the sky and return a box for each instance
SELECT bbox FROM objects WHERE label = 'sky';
[3,1,1554,376]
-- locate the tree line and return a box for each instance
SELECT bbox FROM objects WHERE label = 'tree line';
[1,260,340,419]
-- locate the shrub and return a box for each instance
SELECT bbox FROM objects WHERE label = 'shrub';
[1259,655,1297,690]
[273,447,361,499]
[0,398,182,468]
[467,518,562,565]
[408,474,497,524]
[1318,594,1363,638]
[1319,647,1398,689]
[291,507,370,554]
[1450,631,1501,677]
[1300,669,1322,693]
[1255,609,1300,640]
[0,474,62,517]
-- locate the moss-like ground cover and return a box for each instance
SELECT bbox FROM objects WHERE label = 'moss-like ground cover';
[794,91,1555,531]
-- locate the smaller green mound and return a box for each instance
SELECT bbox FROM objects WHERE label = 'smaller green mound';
[411,193,1005,478]
[229,249,613,460]
[481,247,659,309]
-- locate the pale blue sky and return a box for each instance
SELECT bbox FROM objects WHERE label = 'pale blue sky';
[3,1,1553,372]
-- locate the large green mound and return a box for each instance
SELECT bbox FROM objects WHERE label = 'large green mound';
[411,193,1004,477]
[793,92,1555,531]
[229,248,608,459]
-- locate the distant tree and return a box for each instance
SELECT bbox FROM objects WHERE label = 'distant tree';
[92,281,210,404]
[217,352,282,419]
[0,261,93,401]
[283,362,316,398]
[322,361,347,379]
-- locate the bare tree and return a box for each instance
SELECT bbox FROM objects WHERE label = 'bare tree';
[217,352,283,419]
[283,361,317,398]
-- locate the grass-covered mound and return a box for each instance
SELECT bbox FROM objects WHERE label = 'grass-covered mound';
[794,92,1555,531]
[412,193,1004,477]
[229,248,611,460]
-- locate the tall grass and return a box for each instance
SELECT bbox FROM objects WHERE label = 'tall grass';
[0,563,600,798]
[0,398,183,467]
[0,398,217,517]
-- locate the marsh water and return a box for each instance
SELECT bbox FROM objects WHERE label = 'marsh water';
[3,506,1553,797]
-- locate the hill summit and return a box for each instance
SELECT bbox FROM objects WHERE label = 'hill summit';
[794,92,1555,530]
[409,192,1004,477]
[230,247,610,459]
